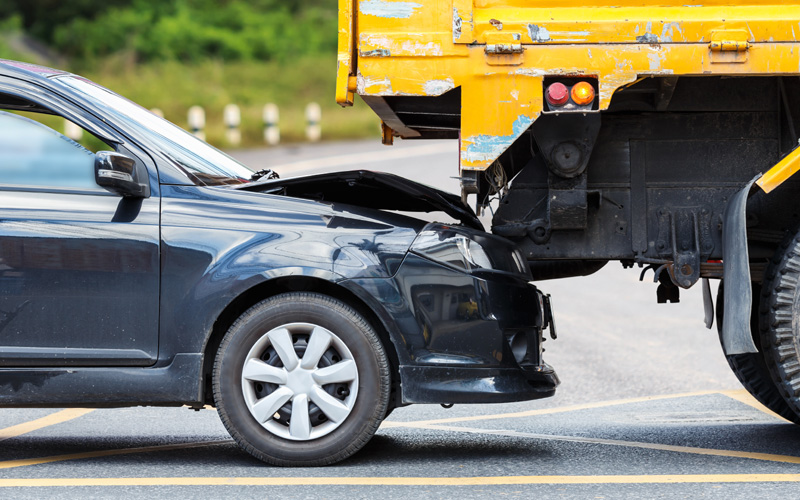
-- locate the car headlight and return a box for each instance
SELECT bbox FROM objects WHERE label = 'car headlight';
[410,224,529,276]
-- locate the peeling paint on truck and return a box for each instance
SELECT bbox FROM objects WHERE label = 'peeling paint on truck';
[359,0,422,19]
[462,115,535,164]
[423,78,455,96]
[338,0,800,172]
[528,25,551,43]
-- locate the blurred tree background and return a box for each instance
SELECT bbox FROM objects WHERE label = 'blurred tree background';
[0,0,378,146]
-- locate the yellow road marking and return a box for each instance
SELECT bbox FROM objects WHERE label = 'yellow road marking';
[720,389,790,423]
[0,390,785,471]
[0,440,232,470]
[0,409,95,442]
[381,390,721,428]
[3,474,800,487]
[404,423,800,465]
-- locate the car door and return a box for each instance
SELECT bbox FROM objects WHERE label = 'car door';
[0,93,160,367]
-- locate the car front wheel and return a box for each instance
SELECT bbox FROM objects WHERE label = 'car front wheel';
[213,292,390,466]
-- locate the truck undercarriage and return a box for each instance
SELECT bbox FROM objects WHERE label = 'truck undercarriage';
[491,76,800,287]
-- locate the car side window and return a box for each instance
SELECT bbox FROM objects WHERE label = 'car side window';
[0,110,101,191]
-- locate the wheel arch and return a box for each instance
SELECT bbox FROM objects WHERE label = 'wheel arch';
[199,276,402,408]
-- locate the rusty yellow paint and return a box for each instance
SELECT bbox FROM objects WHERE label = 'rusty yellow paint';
[358,32,467,57]
[452,0,474,43]
[756,146,800,194]
[466,6,800,46]
[336,0,800,171]
[335,0,356,106]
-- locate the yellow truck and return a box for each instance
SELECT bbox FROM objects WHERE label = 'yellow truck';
[337,0,800,422]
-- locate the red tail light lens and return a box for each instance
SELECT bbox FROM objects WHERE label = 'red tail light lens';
[546,82,569,106]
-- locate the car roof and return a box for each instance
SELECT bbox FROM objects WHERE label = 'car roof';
[0,59,69,80]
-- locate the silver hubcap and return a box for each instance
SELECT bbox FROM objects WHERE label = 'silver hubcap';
[241,322,359,441]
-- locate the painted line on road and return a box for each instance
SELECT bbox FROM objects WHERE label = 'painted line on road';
[4,474,800,487]
[0,439,232,470]
[720,389,789,422]
[0,390,783,471]
[403,423,800,465]
[381,390,721,428]
[0,409,95,442]
[270,142,454,174]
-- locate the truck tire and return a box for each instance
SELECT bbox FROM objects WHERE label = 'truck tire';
[213,292,390,466]
[717,283,800,423]
[759,230,800,420]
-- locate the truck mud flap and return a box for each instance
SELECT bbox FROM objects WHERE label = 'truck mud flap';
[721,175,760,355]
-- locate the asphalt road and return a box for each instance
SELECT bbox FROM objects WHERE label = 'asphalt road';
[3,139,800,499]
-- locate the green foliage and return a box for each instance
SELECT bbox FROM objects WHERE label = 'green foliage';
[41,0,338,64]
[0,0,130,43]
[0,13,21,32]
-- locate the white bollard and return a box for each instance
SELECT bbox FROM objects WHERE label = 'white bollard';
[187,106,206,141]
[223,104,241,147]
[305,102,321,142]
[263,103,280,146]
[150,108,164,118]
[64,119,83,141]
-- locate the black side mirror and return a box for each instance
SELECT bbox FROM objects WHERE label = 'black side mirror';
[95,151,147,198]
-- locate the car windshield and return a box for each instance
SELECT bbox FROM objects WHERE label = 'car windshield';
[56,75,254,186]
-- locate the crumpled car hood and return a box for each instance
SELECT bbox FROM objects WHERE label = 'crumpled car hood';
[236,170,483,231]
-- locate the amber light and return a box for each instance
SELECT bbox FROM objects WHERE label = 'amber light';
[571,81,595,106]
[545,82,569,106]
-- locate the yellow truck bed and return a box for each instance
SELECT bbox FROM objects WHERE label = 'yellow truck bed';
[337,0,800,183]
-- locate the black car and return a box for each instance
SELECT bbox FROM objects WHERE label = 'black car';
[0,59,558,466]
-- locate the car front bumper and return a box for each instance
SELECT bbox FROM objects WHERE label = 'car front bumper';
[347,253,559,405]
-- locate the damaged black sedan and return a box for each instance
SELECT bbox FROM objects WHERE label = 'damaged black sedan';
[0,60,558,466]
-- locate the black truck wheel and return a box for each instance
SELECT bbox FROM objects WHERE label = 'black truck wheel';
[759,231,800,420]
[717,283,800,423]
[213,292,390,466]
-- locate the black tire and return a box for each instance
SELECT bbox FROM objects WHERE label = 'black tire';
[759,231,800,419]
[717,282,800,423]
[213,292,390,466]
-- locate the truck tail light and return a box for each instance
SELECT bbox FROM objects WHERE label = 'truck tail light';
[571,81,595,106]
[545,82,569,106]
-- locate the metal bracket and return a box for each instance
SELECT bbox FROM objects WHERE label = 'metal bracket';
[459,169,479,206]
[655,207,714,289]
[485,43,524,54]
[709,41,749,52]
[542,293,557,340]
[709,30,749,64]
